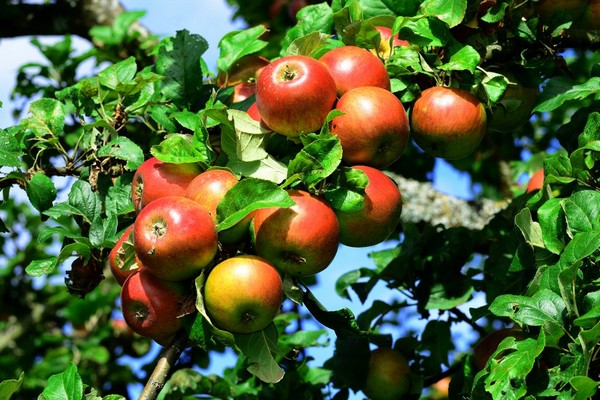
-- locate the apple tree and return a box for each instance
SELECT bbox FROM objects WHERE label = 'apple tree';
[1,0,599,399]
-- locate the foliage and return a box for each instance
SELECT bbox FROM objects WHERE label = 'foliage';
[0,1,599,399]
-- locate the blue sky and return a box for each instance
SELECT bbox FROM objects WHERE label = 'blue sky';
[0,1,479,397]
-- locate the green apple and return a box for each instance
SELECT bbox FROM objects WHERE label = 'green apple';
[363,348,411,400]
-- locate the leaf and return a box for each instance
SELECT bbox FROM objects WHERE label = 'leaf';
[26,173,57,213]
[89,215,118,248]
[216,178,295,232]
[285,31,340,58]
[151,133,211,164]
[217,25,268,72]
[288,133,343,189]
[562,191,600,236]
[156,30,208,111]
[534,76,600,113]
[439,40,480,73]
[39,362,83,400]
[489,289,566,331]
[537,198,567,254]
[281,3,334,54]
[0,372,23,400]
[323,166,368,213]
[358,0,422,18]
[419,0,468,28]
[515,208,545,248]
[398,16,452,47]
[97,136,144,170]
[0,128,23,167]
[235,325,285,384]
[228,109,270,162]
[426,283,474,310]
[98,57,137,90]
[24,98,65,137]
[578,112,600,147]
[68,180,102,224]
[303,287,366,338]
[558,230,600,269]
[570,376,598,400]
[25,257,58,277]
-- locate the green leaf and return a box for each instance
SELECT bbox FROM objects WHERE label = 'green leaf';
[399,16,452,47]
[439,40,480,73]
[216,178,295,232]
[227,109,270,162]
[24,98,65,137]
[235,325,285,384]
[545,152,575,184]
[217,25,268,72]
[282,3,334,54]
[151,133,211,164]
[98,57,137,90]
[156,30,208,111]
[358,0,422,18]
[323,167,369,213]
[426,283,474,310]
[285,31,340,58]
[419,0,468,28]
[89,215,118,248]
[97,136,144,170]
[26,173,57,213]
[515,208,545,248]
[25,257,58,277]
[68,180,102,224]
[0,372,23,400]
[288,133,343,189]
[303,287,365,338]
[558,230,600,269]
[39,362,83,400]
[105,181,135,217]
[562,191,600,236]
[489,289,566,331]
[534,76,600,113]
[570,376,598,400]
[0,128,23,167]
[578,112,600,147]
[537,198,567,254]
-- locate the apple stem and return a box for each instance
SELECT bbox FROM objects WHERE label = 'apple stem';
[282,65,298,82]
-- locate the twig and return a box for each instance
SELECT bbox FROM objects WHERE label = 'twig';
[139,330,189,400]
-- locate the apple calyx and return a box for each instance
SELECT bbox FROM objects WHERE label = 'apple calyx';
[281,65,299,82]
[283,251,307,265]
[146,219,167,256]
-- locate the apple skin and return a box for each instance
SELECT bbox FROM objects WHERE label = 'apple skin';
[410,86,487,160]
[489,78,538,132]
[330,86,410,169]
[229,82,256,104]
[131,157,202,214]
[185,169,254,244]
[335,166,403,247]
[526,168,544,193]
[134,196,218,281]
[319,45,391,96]
[255,55,337,137]
[473,328,525,371]
[108,224,140,286]
[363,348,411,400]
[203,255,283,334]
[252,190,340,277]
[120,269,190,342]
[371,26,410,60]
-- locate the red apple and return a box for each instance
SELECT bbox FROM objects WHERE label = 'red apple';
[526,168,544,193]
[108,224,140,286]
[185,169,254,244]
[410,86,487,160]
[330,86,410,169]
[203,255,283,334]
[120,269,191,342]
[473,328,525,371]
[255,55,337,137]
[335,166,402,247]
[229,82,256,104]
[319,45,391,96]
[252,190,339,276]
[131,157,202,213]
[489,76,538,132]
[371,26,410,60]
[134,196,218,281]
[363,348,411,400]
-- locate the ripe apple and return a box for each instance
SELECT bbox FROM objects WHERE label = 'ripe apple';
[255,55,337,137]
[330,86,410,169]
[203,255,283,334]
[134,196,218,281]
[431,376,450,400]
[473,327,525,371]
[410,86,487,160]
[526,168,544,193]
[489,77,538,132]
[319,45,391,96]
[131,157,202,213]
[120,269,191,342]
[228,82,256,104]
[108,224,139,286]
[335,166,402,247]
[252,190,339,276]
[185,169,254,244]
[363,348,411,400]
[371,25,410,60]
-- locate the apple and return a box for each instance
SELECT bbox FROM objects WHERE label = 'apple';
[371,25,410,60]
[134,196,218,281]
[473,328,525,371]
[131,157,202,213]
[203,255,283,334]
[120,269,191,342]
[216,54,270,87]
[108,224,139,286]
[431,376,450,400]
[185,169,254,244]
[489,76,538,132]
[363,348,411,400]
[247,102,272,130]
[335,166,403,247]
[252,190,339,276]
[330,86,410,169]
[526,168,544,193]
[229,82,256,104]
[579,0,600,29]
[410,86,487,160]
[319,45,391,96]
[255,55,337,137]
